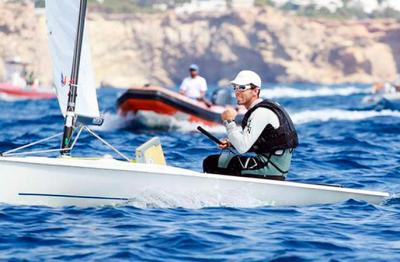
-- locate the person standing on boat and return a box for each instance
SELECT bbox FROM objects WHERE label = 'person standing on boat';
[179,64,208,101]
[202,70,298,180]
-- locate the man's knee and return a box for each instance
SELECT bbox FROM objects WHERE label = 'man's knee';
[203,154,220,173]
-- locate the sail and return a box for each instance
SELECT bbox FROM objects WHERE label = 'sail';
[45,0,100,118]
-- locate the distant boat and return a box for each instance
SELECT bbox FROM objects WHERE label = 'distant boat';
[0,83,55,100]
[363,82,400,110]
[117,86,245,127]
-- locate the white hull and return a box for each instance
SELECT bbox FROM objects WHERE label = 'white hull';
[0,157,389,207]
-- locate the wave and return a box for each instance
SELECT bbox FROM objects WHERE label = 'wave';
[123,189,270,209]
[384,194,400,206]
[0,93,27,102]
[261,86,369,99]
[100,108,400,133]
[100,111,227,133]
[173,121,225,133]
[94,112,130,131]
[291,109,400,125]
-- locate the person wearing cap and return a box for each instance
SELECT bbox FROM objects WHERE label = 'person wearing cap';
[202,70,298,180]
[179,64,208,101]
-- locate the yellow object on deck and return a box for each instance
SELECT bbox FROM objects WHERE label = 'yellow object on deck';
[135,137,166,165]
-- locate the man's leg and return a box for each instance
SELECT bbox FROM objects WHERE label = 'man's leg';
[227,155,286,180]
[203,153,285,180]
[203,154,220,174]
[226,155,264,173]
[203,151,236,175]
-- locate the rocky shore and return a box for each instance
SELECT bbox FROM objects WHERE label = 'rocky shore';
[0,2,399,87]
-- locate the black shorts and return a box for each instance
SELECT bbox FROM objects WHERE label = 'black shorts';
[202,154,285,180]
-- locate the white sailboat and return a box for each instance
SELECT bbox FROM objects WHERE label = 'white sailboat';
[0,0,389,208]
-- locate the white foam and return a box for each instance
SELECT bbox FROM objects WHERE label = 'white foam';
[0,93,26,102]
[110,111,227,133]
[261,86,369,99]
[291,109,400,125]
[176,121,226,133]
[123,189,269,209]
[134,112,227,133]
[100,108,400,133]
[93,112,130,131]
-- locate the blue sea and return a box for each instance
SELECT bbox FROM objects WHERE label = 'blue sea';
[0,84,399,261]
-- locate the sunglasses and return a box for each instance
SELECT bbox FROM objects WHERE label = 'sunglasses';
[232,84,254,92]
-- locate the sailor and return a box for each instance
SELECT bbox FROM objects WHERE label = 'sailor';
[202,70,298,180]
[179,64,208,101]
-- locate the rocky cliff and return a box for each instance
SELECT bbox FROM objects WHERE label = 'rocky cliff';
[0,2,399,87]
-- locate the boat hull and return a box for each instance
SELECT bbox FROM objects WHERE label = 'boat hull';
[117,86,244,127]
[0,157,389,207]
[0,83,55,100]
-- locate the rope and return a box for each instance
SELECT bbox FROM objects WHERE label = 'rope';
[1,125,131,162]
[2,132,63,156]
[84,126,131,162]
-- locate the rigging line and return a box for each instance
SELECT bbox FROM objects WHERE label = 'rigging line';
[4,148,72,157]
[68,126,85,152]
[2,132,64,156]
[2,127,80,157]
[83,126,131,162]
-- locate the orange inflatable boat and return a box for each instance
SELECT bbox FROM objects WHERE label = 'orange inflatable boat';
[117,86,244,127]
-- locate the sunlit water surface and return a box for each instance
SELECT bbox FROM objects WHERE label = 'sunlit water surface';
[0,84,399,261]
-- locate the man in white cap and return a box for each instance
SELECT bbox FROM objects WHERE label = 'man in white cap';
[179,64,208,101]
[202,70,298,180]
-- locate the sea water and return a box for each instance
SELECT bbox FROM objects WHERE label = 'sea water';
[0,84,399,261]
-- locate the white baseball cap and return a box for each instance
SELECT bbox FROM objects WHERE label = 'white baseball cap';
[230,70,262,88]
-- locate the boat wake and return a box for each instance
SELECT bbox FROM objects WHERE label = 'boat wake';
[103,111,227,133]
[100,108,400,133]
[123,189,270,209]
[94,112,131,131]
[291,109,400,125]
[0,93,26,102]
[261,86,369,99]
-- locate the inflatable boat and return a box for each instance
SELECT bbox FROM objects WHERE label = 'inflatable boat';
[117,86,245,127]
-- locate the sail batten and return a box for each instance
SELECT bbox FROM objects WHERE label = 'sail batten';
[45,0,100,119]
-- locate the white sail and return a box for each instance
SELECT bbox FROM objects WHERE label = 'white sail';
[45,0,100,118]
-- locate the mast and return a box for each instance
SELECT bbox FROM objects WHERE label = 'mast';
[60,0,88,155]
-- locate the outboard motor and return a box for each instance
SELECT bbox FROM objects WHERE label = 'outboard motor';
[211,88,234,106]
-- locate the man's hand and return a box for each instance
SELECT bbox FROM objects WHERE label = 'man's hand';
[219,138,231,149]
[221,107,237,121]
